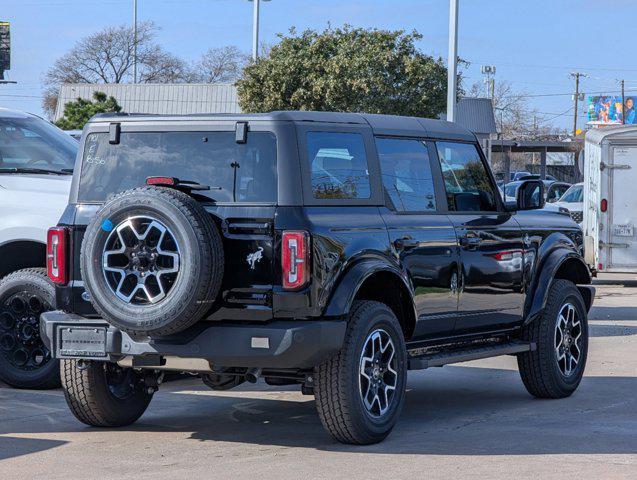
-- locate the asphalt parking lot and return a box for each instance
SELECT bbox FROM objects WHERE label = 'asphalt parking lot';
[1,274,636,480]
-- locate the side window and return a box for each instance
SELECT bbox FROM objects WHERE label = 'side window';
[435,141,498,212]
[307,132,371,199]
[376,137,437,212]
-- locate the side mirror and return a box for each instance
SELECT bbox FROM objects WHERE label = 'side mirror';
[505,180,545,211]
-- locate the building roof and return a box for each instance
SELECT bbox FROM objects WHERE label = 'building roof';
[585,124,637,145]
[55,83,241,121]
[455,97,497,135]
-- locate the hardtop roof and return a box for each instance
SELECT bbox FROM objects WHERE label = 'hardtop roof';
[88,110,476,141]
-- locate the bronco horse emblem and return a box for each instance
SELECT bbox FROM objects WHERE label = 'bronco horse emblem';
[246,247,264,270]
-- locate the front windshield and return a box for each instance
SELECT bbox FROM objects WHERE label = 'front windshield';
[559,185,583,203]
[0,116,78,172]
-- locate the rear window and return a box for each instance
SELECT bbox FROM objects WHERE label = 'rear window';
[79,131,277,203]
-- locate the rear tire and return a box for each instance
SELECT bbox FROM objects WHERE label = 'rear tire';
[61,359,153,427]
[0,268,60,389]
[314,301,407,444]
[517,279,588,399]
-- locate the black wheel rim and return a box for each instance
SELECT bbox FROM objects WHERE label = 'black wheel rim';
[359,328,398,418]
[554,302,583,377]
[0,290,52,371]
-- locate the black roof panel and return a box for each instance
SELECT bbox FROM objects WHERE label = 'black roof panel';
[90,110,476,140]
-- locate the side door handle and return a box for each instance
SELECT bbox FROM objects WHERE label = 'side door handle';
[394,237,419,250]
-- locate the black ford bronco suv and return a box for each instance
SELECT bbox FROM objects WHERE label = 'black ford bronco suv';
[41,111,593,444]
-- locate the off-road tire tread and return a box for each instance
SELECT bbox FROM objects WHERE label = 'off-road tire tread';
[314,301,403,444]
[61,359,152,427]
[82,186,224,336]
[517,279,586,399]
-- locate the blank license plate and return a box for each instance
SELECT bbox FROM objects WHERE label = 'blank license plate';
[613,224,634,237]
[59,327,107,357]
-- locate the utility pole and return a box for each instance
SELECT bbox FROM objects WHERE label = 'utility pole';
[133,0,138,83]
[621,79,626,125]
[570,72,586,137]
[446,0,459,122]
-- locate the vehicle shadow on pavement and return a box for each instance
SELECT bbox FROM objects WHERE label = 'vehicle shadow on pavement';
[0,436,67,461]
[3,366,634,458]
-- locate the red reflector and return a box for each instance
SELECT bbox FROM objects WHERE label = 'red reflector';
[47,227,68,284]
[600,198,608,212]
[146,176,177,186]
[282,231,310,290]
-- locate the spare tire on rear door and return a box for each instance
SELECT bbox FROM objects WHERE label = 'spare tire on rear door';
[81,186,224,336]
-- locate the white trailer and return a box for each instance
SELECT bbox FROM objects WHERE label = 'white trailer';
[584,126,637,273]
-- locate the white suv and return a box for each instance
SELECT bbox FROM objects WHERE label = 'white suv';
[0,108,77,388]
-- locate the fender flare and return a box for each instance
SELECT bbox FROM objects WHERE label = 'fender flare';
[525,249,592,324]
[323,258,416,319]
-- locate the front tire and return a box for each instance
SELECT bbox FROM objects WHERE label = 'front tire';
[314,301,407,444]
[61,360,154,427]
[517,279,588,399]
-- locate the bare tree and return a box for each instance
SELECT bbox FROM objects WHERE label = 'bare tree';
[42,22,188,117]
[190,46,249,84]
[468,81,565,140]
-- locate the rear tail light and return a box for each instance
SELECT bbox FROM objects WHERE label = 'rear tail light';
[282,230,310,290]
[600,198,608,213]
[47,227,69,284]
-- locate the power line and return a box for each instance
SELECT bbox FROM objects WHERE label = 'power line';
[467,59,637,73]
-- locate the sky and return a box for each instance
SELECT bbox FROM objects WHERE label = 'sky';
[1,0,636,130]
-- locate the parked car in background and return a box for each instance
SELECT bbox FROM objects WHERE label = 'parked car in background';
[41,111,592,445]
[503,179,571,204]
[495,170,532,188]
[0,108,77,388]
[546,183,584,226]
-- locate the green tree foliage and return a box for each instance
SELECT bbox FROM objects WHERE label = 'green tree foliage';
[237,26,454,117]
[55,92,122,130]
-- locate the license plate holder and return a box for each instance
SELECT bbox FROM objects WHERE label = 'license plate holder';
[613,224,634,237]
[59,326,107,358]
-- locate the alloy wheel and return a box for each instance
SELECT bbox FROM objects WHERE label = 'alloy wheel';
[554,302,582,377]
[359,328,398,417]
[102,216,180,305]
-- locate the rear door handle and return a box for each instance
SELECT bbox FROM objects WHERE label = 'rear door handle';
[394,237,419,249]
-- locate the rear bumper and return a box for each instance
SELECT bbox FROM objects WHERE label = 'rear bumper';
[40,311,346,370]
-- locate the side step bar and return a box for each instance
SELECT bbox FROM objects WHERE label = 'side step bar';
[407,341,536,370]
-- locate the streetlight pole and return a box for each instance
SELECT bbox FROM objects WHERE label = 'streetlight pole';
[249,0,270,61]
[252,0,260,61]
[133,0,138,83]
[446,0,459,122]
